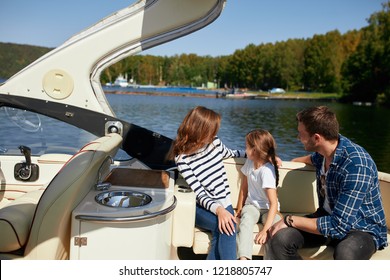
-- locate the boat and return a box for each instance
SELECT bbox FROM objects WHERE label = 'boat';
[113,74,129,87]
[222,88,258,99]
[0,0,388,261]
[224,92,257,99]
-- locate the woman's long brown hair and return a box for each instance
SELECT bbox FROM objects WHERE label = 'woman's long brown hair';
[168,106,221,159]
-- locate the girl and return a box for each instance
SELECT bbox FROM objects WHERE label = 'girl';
[170,106,245,260]
[236,129,281,260]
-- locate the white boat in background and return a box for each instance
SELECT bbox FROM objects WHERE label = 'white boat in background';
[224,92,257,99]
[0,0,388,261]
[221,88,257,99]
[114,74,129,87]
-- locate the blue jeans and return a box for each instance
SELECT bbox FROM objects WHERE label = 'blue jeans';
[195,204,237,260]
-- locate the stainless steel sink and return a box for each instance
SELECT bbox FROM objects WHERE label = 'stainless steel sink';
[95,191,152,208]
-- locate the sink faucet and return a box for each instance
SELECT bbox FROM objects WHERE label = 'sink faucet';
[95,156,113,191]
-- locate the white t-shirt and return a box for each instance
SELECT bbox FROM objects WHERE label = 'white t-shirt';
[241,159,280,210]
[321,158,332,214]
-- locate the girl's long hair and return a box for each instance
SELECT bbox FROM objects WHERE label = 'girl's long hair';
[246,129,279,186]
[169,106,221,159]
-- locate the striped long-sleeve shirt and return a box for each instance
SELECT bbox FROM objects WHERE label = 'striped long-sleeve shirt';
[175,136,245,214]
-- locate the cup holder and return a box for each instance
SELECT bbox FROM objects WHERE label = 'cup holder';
[95,191,152,208]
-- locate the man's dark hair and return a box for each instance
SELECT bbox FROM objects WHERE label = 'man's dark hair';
[296,106,339,141]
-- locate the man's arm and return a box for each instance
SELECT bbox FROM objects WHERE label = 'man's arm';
[291,155,312,165]
[268,215,321,238]
[288,215,320,234]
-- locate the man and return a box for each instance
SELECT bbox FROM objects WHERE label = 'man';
[266,106,387,260]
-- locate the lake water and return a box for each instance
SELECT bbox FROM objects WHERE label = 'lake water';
[106,93,390,173]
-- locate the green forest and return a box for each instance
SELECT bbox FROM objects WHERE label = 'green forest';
[1,2,389,106]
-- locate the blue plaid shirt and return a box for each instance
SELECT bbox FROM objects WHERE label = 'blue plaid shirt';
[312,135,388,250]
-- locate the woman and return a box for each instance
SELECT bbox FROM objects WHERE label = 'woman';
[170,106,245,259]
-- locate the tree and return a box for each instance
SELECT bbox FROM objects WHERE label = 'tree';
[303,30,345,93]
[342,2,390,105]
[273,39,305,91]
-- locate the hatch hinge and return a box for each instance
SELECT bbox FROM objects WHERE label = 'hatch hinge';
[74,237,88,247]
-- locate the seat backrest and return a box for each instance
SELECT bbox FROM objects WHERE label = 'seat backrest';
[223,158,245,208]
[378,172,390,231]
[277,162,318,213]
[23,133,122,260]
[223,158,318,214]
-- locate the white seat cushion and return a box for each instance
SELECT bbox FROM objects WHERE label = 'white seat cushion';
[0,190,44,252]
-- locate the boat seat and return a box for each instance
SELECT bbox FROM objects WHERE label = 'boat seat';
[189,159,319,257]
[0,189,44,252]
[176,158,390,260]
[0,133,122,260]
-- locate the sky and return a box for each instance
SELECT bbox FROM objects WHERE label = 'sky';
[0,0,385,57]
